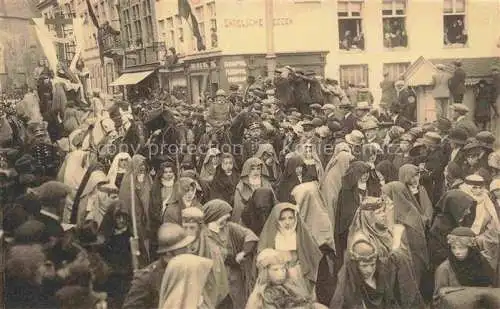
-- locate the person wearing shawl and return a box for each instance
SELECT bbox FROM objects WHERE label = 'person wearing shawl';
[233,157,274,223]
[106,152,131,188]
[69,162,104,224]
[291,181,335,251]
[181,207,230,308]
[71,169,108,225]
[255,143,281,185]
[242,187,277,235]
[381,181,429,293]
[460,174,500,235]
[278,155,306,203]
[428,190,476,277]
[320,142,354,226]
[258,203,323,296]
[118,154,153,267]
[149,161,177,250]
[203,199,259,309]
[434,227,494,300]
[398,164,433,228]
[459,175,500,268]
[361,143,384,197]
[158,254,213,309]
[209,153,240,205]
[295,139,324,182]
[335,161,371,267]
[375,160,398,183]
[199,148,221,183]
[348,197,425,309]
[330,236,399,309]
[246,249,328,309]
[162,177,203,225]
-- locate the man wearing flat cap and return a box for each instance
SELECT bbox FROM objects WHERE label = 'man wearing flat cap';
[451,103,478,138]
[123,223,195,309]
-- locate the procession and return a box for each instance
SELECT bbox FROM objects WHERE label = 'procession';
[3,0,500,309]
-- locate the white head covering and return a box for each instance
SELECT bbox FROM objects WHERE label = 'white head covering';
[107,152,132,186]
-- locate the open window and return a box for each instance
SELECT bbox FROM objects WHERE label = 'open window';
[382,0,407,48]
[338,0,365,51]
[443,0,467,46]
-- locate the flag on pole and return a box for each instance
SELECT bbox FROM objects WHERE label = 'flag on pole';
[85,0,104,66]
[178,0,206,51]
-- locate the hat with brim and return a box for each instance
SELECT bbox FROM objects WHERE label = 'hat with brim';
[465,174,484,186]
[301,121,315,132]
[476,131,496,150]
[345,130,364,146]
[409,142,427,157]
[463,141,483,152]
[450,103,469,114]
[422,132,442,146]
[321,104,336,111]
[355,101,371,111]
[157,235,195,253]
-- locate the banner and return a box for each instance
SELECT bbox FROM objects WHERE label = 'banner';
[178,0,206,51]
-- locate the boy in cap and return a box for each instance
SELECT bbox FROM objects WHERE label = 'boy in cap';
[451,104,479,138]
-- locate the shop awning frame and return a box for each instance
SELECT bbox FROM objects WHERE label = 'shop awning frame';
[109,70,154,86]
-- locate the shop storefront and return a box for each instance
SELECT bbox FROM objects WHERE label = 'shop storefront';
[181,50,328,104]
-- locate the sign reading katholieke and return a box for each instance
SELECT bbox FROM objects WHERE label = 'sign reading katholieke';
[223,18,293,28]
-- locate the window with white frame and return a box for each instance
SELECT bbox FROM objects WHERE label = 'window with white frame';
[339,64,369,88]
[443,0,467,46]
[207,1,217,48]
[382,0,407,48]
[158,19,166,41]
[383,62,410,81]
[337,0,365,51]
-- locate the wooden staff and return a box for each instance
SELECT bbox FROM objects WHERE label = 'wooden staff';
[129,175,140,271]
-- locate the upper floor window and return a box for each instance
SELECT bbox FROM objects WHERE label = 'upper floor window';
[443,0,467,47]
[383,62,410,81]
[337,0,365,51]
[340,64,369,88]
[207,2,217,48]
[382,0,407,48]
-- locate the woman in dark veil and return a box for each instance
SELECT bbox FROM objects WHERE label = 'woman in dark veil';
[241,187,277,235]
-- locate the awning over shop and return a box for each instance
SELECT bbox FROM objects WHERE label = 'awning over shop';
[109,70,154,86]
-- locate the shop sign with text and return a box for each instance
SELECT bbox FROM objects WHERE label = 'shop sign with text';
[224,18,293,28]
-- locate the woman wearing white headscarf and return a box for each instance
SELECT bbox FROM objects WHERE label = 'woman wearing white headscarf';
[107,152,132,188]
[72,170,108,225]
[199,148,221,183]
[158,254,214,309]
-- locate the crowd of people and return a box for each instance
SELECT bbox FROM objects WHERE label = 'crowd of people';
[2,58,500,309]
